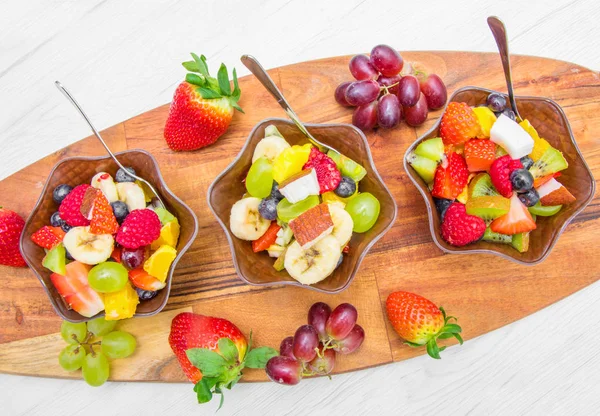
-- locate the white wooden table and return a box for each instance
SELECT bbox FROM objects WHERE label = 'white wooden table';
[1,0,599,414]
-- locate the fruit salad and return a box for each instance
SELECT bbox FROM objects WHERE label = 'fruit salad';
[229,125,381,285]
[31,167,181,319]
[408,92,575,252]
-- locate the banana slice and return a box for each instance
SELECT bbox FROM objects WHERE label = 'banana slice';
[252,136,290,163]
[328,203,354,247]
[63,226,114,265]
[116,182,146,211]
[91,172,119,203]
[230,197,271,241]
[284,235,341,285]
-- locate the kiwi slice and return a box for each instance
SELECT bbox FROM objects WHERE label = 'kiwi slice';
[468,173,500,198]
[414,137,444,162]
[511,233,530,253]
[466,195,510,221]
[327,150,367,182]
[528,202,562,216]
[529,148,568,179]
[483,227,512,244]
[407,152,438,183]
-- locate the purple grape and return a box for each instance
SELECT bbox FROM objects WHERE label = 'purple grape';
[377,74,401,95]
[397,75,420,107]
[370,45,403,77]
[419,74,447,110]
[334,82,353,107]
[333,324,365,354]
[352,101,378,131]
[349,55,378,81]
[121,247,146,270]
[307,302,331,341]
[292,325,319,362]
[326,303,358,340]
[377,94,401,129]
[344,80,380,106]
[403,93,429,127]
[279,336,295,358]
[307,345,336,375]
[265,356,303,386]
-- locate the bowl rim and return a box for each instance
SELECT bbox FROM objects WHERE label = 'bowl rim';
[207,117,398,293]
[403,86,596,265]
[20,148,200,322]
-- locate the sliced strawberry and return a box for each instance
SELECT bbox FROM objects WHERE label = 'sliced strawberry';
[431,152,469,200]
[50,261,104,318]
[490,194,537,235]
[464,139,495,172]
[129,268,166,291]
[110,246,122,263]
[303,148,341,194]
[89,191,119,235]
[31,226,64,249]
[252,222,281,252]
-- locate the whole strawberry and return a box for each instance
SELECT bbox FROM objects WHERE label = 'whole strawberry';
[0,208,27,267]
[169,312,277,406]
[164,53,243,151]
[386,291,462,359]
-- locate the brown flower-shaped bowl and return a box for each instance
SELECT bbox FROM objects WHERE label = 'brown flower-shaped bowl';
[208,118,397,293]
[20,149,199,322]
[404,86,595,265]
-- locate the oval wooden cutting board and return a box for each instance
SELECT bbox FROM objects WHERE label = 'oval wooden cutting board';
[0,52,599,383]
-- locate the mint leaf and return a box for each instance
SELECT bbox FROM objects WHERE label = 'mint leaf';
[231,68,241,100]
[186,348,227,377]
[196,87,222,99]
[191,53,209,77]
[217,338,238,363]
[185,73,205,86]
[244,347,279,369]
[217,64,231,96]
[194,378,214,404]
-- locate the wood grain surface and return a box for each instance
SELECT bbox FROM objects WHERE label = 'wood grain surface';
[0,51,599,384]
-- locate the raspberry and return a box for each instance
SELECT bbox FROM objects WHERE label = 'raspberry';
[489,155,523,198]
[440,102,481,146]
[303,148,341,193]
[441,203,486,247]
[59,184,92,227]
[116,209,161,249]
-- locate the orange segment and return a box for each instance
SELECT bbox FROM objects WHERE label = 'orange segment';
[150,220,181,250]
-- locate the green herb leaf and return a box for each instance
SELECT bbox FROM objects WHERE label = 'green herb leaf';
[441,324,462,334]
[232,68,241,100]
[217,64,231,96]
[426,339,441,359]
[217,338,238,363]
[191,53,209,77]
[185,73,205,86]
[196,87,222,99]
[193,379,214,404]
[186,348,227,377]
[244,346,279,369]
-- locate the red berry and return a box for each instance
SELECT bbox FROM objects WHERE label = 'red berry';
[464,139,496,172]
[441,202,486,246]
[116,209,161,249]
[489,155,523,198]
[0,208,26,267]
[31,226,64,249]
[440,102,480,146]
[59,184,92,227]
[431,152,469,200]
[303,148,341,193]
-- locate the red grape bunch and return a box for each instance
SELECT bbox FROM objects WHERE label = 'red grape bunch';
[265,302,365,386]
[334,44,448,131]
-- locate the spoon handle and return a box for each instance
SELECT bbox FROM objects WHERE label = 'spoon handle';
[487,16,521,120]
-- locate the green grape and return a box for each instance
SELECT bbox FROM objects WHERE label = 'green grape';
[88,262,128,293]
[246,157,274,198]
[60,321,88,345]
[101,331,137,359]
[58,344,86,371]
[277,195,320,223]
[87,317,117,337]
[82,352,110,387]
[344,192,380,233]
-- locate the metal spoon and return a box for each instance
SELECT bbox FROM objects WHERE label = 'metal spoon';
[240,55,339,155]
[487,16,523,121]
[55,81,165,208]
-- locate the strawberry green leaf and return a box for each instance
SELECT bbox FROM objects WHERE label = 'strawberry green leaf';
[200,55,211,75]
[182,61,200,72]
[191,53,209,77]
[207,77,220,92]
[247,330,253,351]
[426,339,441,359]
[244,346,279,369]
[441,323,462,334]
[437,333,455,340]
[194,378,215,404]
[439,346,447,352]
[186,348,227,377]
[186,73,205,86]
[217,338,238,363]
[196,87,222,99]
[404,340,423,348]
[453,333,464,345]
[229,97,244,114]
[232,68,241,100]
[217,64,231,96]
[217,391,225,411]
[439,306,447,320]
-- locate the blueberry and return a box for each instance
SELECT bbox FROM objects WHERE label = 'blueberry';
[111,201,129,224]
[53,184,73,205]
[65,248,75,261]
[258,197,278,221]
[336,254,344,269]
[270,182,284,201]
[61,223,72,233]
[501,108,516,121]
[50,212,65,227]
[433,197,453,221]
[518,189,540,207]
[510,169,534,192]
[135,287,158,301]
[486,93,507,112]
[115,167,136,183]
[520,156,534,170]
[334,177,356,198]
